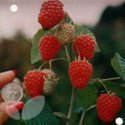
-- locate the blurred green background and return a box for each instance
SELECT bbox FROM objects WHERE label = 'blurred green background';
[0,1,125,125]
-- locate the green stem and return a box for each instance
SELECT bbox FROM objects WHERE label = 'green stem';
[67,87,77,125]
[64,45,77,125]
[39,58,68,69]
[49,61,52,70]
[79,111,86,125]
[79,105,96,125]
[90,77,120,82]
[90,77,121,94]
[65,45,71,63]
[54,112,69,121]
[98,78,109,94]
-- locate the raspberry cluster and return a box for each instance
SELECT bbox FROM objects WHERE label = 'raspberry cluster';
[23,0,122,123]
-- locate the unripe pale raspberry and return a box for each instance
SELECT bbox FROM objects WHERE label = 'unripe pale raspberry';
[43,80,57,95]
[56,23,75,45]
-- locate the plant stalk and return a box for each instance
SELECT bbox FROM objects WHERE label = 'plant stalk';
[67,87,77,125]
[90,77,120,82]
[79,111,86,125]
[79,105,96,125]
[64,45,77,125]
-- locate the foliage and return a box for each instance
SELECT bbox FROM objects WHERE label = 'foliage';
[2,3,125,125]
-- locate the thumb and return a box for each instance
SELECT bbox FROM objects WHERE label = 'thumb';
[0,102,24,124]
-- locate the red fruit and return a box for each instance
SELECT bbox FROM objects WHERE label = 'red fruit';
[73,35,95,61]
[39,35,61,61]
[38,0,65,29]
[96,94,122,123]
[69,60,93,89]
[24,70,45,98]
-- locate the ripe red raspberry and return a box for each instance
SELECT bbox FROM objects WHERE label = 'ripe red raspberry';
[69,60,93,89]
[73,35,95,61]
[24,70,45,98]
[39,35,61,61]
[38,0,65,29]
[96,94,122,123]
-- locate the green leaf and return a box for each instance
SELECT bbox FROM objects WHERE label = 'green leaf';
[31,29,46,64]
[76,84,98,109]
[24,103,59,125]
[75,25,95,38]
[111,52,125,80]
[4,119,26,125]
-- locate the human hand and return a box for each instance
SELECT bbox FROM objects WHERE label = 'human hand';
[0,70,24,124]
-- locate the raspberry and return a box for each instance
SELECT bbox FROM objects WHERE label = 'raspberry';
[38,0,65,29]
[24,70,45,98]
[73,35,95,61]
[43,79,57,95]
[96,94,122,123]
[42,69,59,95]
[56,23,75,45]
[39,35,61,61]
[69,60,93,89]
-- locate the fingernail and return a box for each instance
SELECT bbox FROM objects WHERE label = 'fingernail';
[12,70,17,75]
[8,102,25,114]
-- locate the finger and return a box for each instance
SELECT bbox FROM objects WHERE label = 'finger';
[0,101,24,124]
[0,94,3,103]
[0,102,14,124]
[0,70,17,88]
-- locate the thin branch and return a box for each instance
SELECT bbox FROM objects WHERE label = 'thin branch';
[86,105,96,112]
[79,111,86,125]
[98,78,109,94]
[65,45,71,63]
[39,58,68,69]
[67,87,77,125]
[54,112,69,121]
[79,105,96,125]
[64,45,77,125]
[49,61,52,70]
[90,77,120,83]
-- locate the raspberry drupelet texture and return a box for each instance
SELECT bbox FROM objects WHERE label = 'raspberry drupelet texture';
[24,70,45,98]
[73,35,95,61]
[56,23,75,45]
[39,35,61,61]
[38,0,65,29]
[96,94,122,123]
[69,60,93,89]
